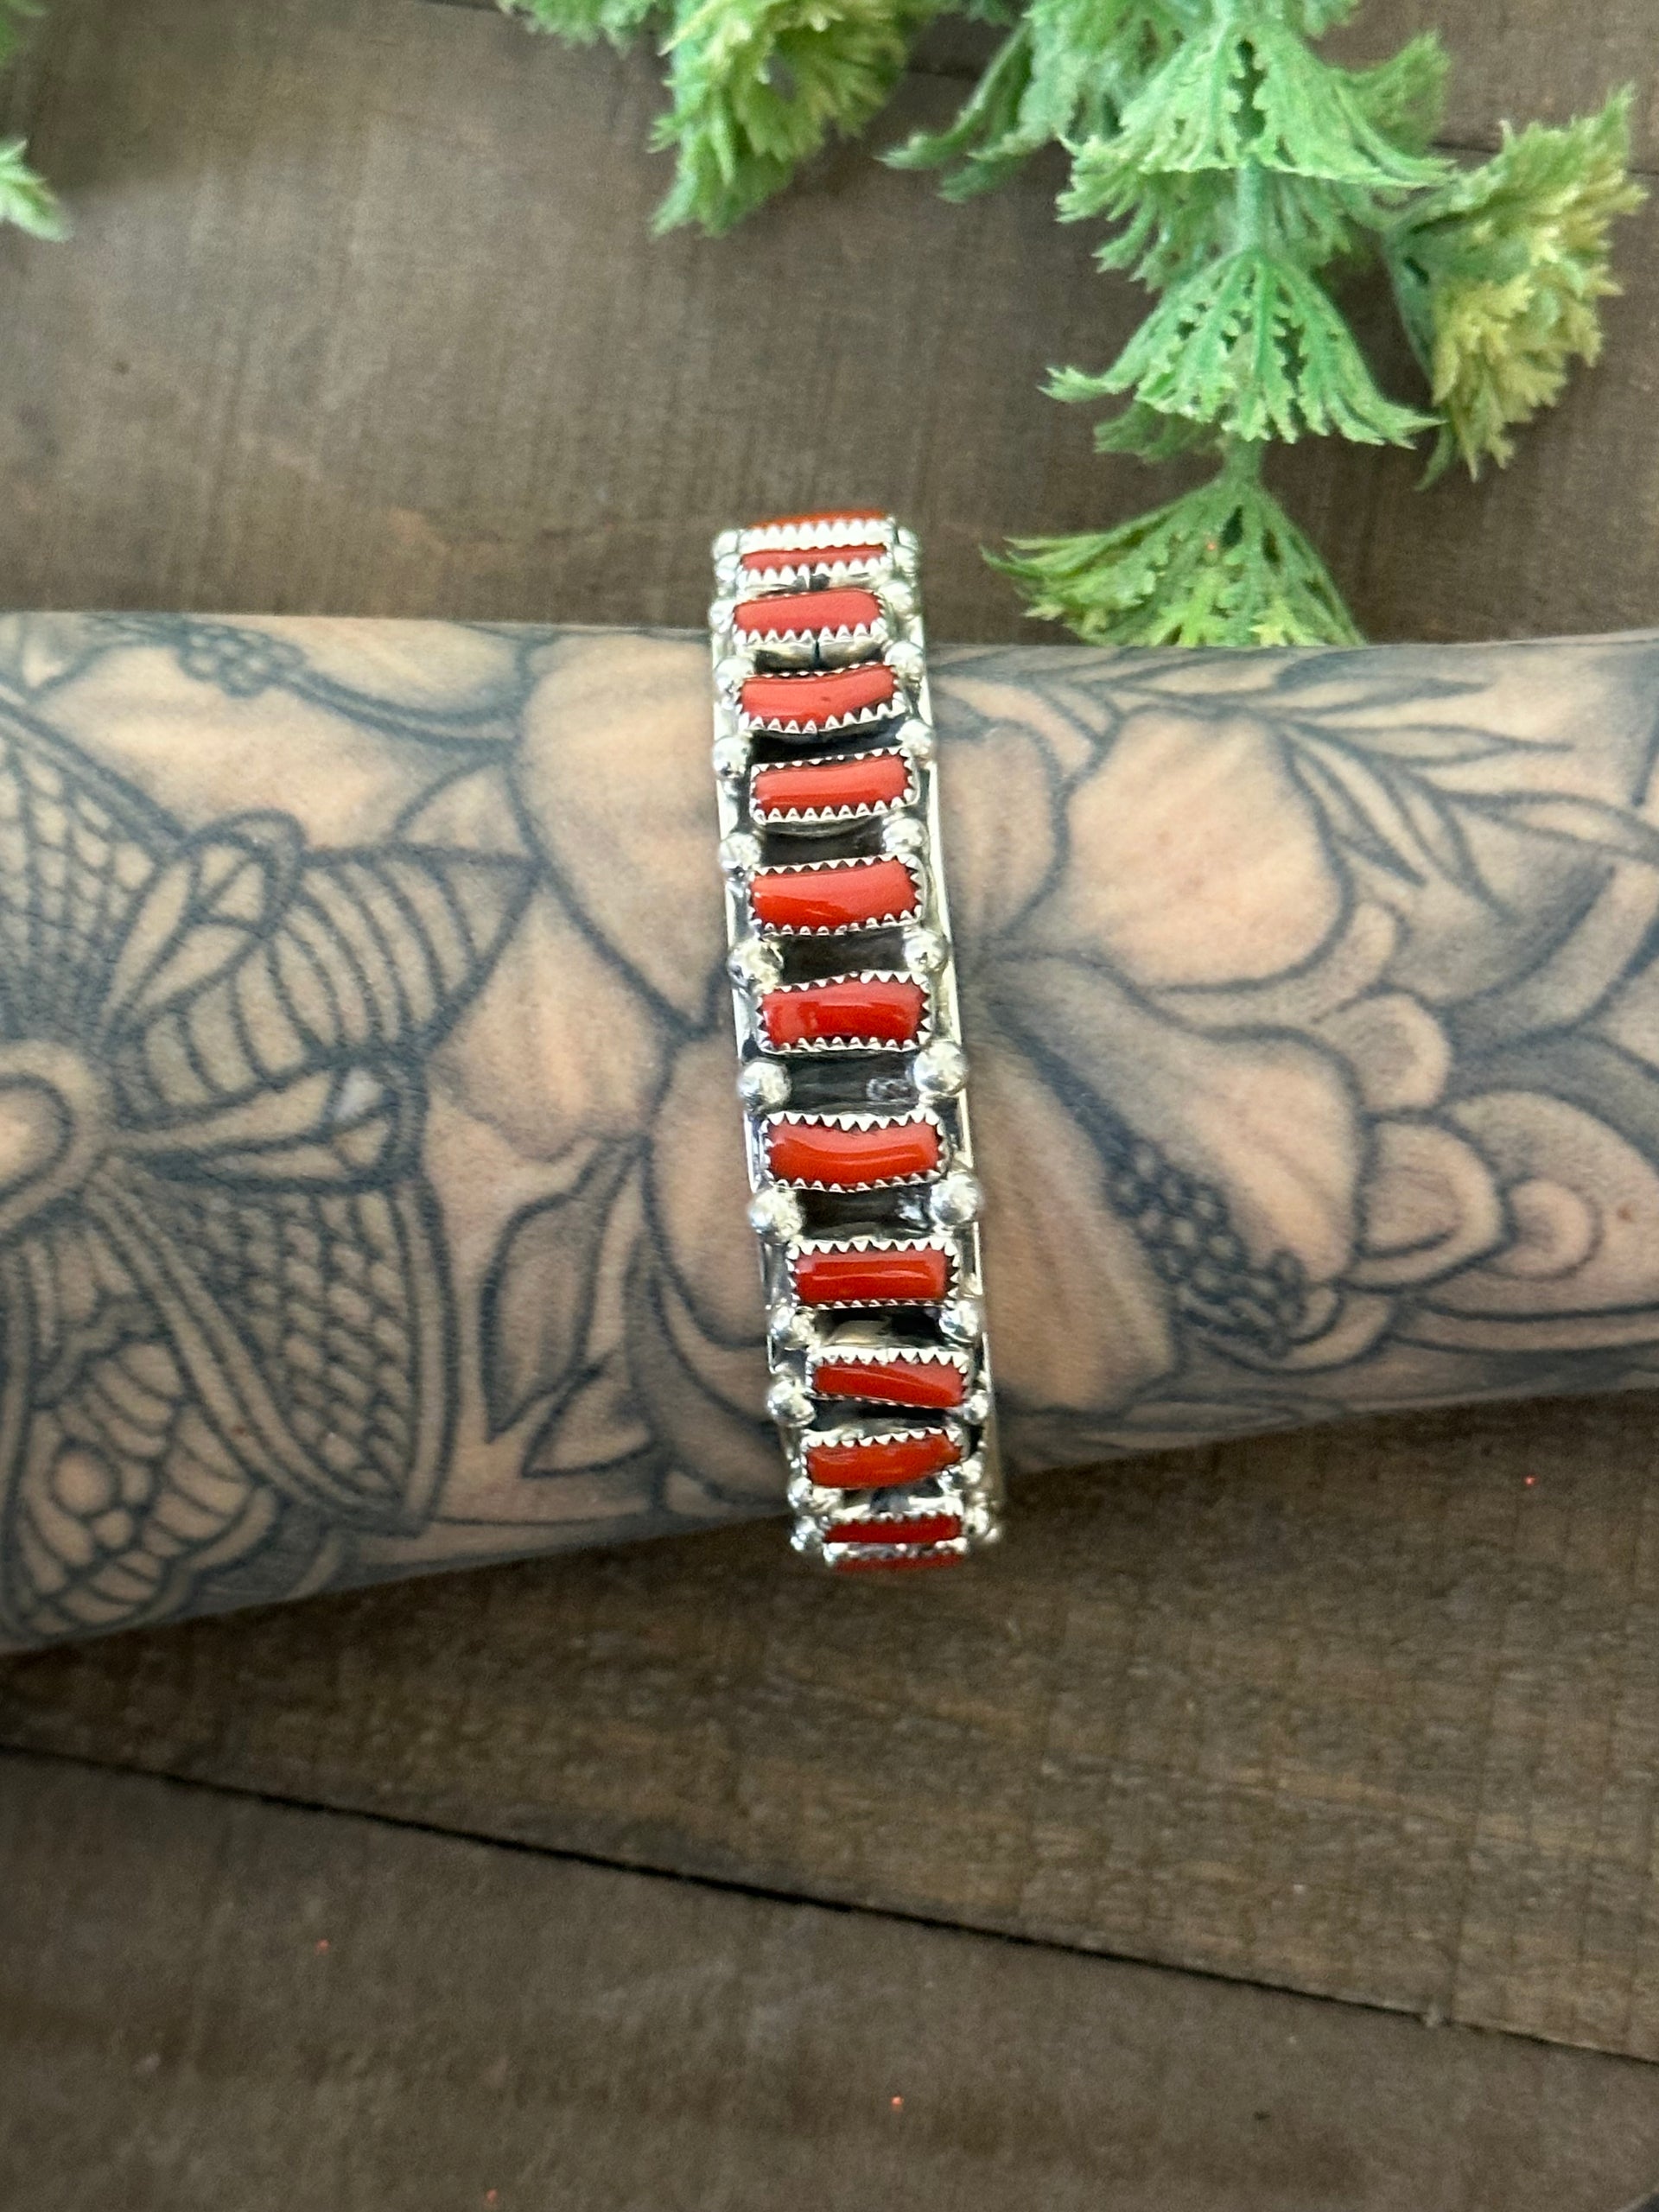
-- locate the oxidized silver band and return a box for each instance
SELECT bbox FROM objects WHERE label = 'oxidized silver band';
[709,511,1003,1571]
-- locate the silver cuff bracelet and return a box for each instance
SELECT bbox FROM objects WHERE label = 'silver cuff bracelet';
[709,510,1003,1573]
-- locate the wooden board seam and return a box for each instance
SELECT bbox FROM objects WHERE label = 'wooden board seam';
[10,1739,1651,2067]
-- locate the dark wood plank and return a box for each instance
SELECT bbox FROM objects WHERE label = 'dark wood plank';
[8,1391,1659,2058]
[4,1751,1658,2212]
[0,0,1652,646]
[1332,0,1659,166]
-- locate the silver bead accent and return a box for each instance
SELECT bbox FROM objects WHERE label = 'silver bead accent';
[880,814,928,858]
[962,1484,1001,1544]
[738,1058,791,1109]
[728,937,784,993]
[902,925,948,977]
[914,1039,968,1096]
[748,1186,804,1241]
[929,1169,982,1227]
[719,830,761,881]
[940,1294,982,1344]
[712,734,751,782]
[766,1374,814,1427]
[769,1303,817,1353]
[709,515,1001,1565]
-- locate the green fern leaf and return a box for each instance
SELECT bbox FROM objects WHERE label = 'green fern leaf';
[1074,164,1235,282]
[883,21,1035,195]
[652,0,940,233]
[1346,32,1450,158]
[888,0,1182,195]
[1011,0,1185,146]
[1279,0,1361,33]
[1389,89,1647,478]
[1084,14,1450,193]
[0,0,41,71]
[0,137,65,239]
[993,467,1363,647]
[1091,403,1218,460]
[1059,250,1433,444]
[1073,154,1380,281]
[498,0,658,44]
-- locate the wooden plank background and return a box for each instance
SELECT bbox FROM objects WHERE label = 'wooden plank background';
[9,1394,1659,2059]
[7,1749,1659,2212]
[0,0,1653,645]
[2,0,1659,2185]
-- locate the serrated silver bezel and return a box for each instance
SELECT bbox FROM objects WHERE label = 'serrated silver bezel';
[791,1420,965,1490]
[747,743,919,829]
[750,968,933,1057]
[734,611,891,671]
[785,1231,963,1309]
[738,547,892,589]
[712,512,1003,1570]
[737,685,899,739]
[746,850,927,937]
[738,514,896,556]
[804,1337,974,1402]
[757,1106,946,1192]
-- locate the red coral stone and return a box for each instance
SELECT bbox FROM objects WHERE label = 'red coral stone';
[741,544,887,580]
[741,663,896,731]
[812,1354,965,1411]
[734,588,882,640]
[766,1116,939,1190]
[792,1242,951,1307]
[752,751,911,823]
[830,1512,964,1548]
[761,976,925,1050]
[750,857,918,934]
[805,1429,962,1489]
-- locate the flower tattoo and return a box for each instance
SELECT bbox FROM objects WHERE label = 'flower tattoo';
[457,631,1659,1499]
[6,610,1659,1646]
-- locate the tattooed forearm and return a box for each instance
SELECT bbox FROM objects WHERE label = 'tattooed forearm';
[2,611,1658,1645]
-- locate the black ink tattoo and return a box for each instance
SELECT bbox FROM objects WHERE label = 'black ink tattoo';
[0,629,530,1641]
[943,634,1659,1460]
[464,623,1659,1510]
[6,610,1659,1645]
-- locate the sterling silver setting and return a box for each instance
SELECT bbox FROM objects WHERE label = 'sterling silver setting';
[748,745,921,828]
[741,851,929,938]
[746,967,937,1057]
[710,511,1002,1573]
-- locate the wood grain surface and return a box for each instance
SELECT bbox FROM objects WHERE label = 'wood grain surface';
[7,1393,1659,2058]
[1,0,1658,2136]
[0,0,1653,645]
[6,1750,1659,2212]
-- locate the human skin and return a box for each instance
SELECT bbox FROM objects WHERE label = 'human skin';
[2,610,1658,1646]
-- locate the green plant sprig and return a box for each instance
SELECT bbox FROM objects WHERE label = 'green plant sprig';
[505,0,1643,647]
[0,0,65,238]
